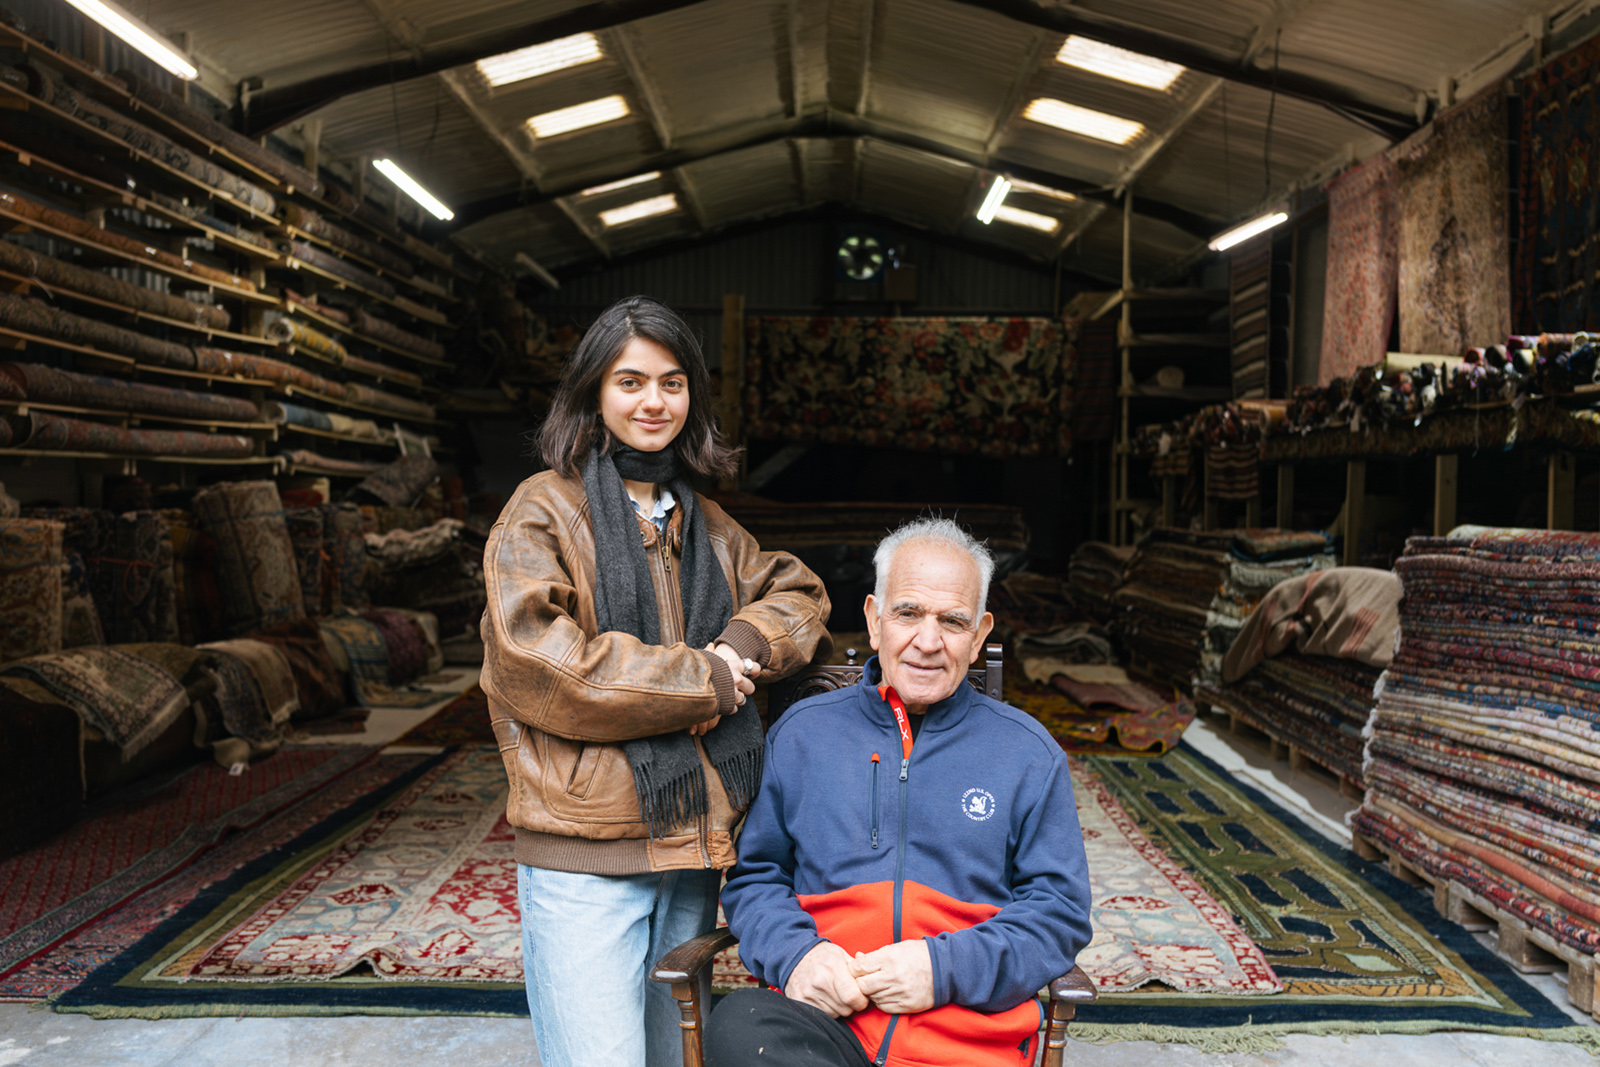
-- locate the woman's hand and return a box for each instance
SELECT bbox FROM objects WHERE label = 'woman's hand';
[690,643,759,736]
[708,642,760,706]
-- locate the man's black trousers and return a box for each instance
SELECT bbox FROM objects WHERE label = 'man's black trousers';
[704,988,873,1067]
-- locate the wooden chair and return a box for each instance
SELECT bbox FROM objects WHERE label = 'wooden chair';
[651,643,1098,1067]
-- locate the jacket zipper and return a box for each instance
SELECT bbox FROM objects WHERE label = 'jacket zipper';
[876,700,914,1067]
[652,521,708,868]
[869,753,880,849]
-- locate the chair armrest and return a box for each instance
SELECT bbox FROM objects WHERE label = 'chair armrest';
[1050,965,1098,1003]
[651,928,738,985]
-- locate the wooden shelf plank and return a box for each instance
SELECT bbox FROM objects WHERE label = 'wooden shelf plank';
[0,397,271,431]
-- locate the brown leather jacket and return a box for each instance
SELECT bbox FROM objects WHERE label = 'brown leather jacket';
[481,471,832,874]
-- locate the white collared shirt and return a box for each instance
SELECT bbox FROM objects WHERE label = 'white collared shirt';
[630,487,676,531]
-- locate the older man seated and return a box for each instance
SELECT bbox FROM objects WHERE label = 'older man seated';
[707,518,1092,1067]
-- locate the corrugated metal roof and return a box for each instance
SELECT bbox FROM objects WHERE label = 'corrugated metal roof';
[104,0,1590,281]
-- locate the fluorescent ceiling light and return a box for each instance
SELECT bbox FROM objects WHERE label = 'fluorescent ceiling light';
[1208,211,1288,251]
[1056,36,1185,91]
[373,159,454,221]
[1007,178,1077,202]
[62,0,196,79]
[477,32,603,87]
[993,204,1059,233]
[1023,98,1145,145]
[527,95,630,138]
[975,176,1011,224]
[580,171,661,197]
[599,193,678,227]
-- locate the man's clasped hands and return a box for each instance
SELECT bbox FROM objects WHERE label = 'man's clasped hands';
[783,939,934,1018]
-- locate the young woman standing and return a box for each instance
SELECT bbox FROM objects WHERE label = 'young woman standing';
[480,295,832,1067]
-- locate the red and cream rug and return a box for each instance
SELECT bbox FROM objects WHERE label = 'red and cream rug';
[159,745,1276,996]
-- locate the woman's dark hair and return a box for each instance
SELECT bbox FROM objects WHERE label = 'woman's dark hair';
[538,295,739,479]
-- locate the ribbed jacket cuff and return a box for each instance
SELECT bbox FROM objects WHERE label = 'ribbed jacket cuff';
[701,649,738,714]
[715,619,771,666]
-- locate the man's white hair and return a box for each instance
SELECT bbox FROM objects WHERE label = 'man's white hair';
[871,517,995,617]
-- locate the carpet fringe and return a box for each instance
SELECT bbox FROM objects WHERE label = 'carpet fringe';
[1067,1020,1600,1053]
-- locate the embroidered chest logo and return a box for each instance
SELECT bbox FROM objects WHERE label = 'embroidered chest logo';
[961,787,996,822]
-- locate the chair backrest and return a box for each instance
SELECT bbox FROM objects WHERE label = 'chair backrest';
[767,642,1004,722]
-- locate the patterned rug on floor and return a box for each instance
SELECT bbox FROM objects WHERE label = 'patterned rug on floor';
[1009,668,1196,755]
[55,746,527,1018]
[1065,744,1599,1050]
[390,684,492,747]
[0,746,382,1001]
[55,744,1600,1047]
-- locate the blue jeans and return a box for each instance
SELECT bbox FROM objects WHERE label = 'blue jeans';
[518,863,720,1067]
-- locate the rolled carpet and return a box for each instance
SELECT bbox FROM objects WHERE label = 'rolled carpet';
[262,401,333,432]
[113,68,321,196]
[353,308,446,362]
[16,63,275,215]
[192,347,341,397]
[282,203,413,276]
[340,353,424,390]
[191,481,305,636]
[283,240,396,299]
[267,317,347,364]
[0,190,256,292]
[0,239,230,330]
[1,412,254,457]
[0,292,196,369]
[342,381,435,420]
[0,362,259,421]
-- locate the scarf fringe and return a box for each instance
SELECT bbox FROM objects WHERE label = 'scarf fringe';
[632,759,711,841]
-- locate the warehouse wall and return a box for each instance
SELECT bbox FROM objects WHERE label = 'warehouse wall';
[523,215,1068,364]
[478,215,1085,565]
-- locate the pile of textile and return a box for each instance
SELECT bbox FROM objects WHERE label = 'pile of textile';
[1067,542,1133,621]
[1353,526,1600,956]
[1113,527,1334,686]
[1197,567,1403,787]
[363,518,488,640]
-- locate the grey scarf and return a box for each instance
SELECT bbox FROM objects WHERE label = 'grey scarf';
[581,444,763,838]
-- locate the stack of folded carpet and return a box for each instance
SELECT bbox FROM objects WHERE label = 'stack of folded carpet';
[1353,526,1600,956]
[1114,527,1334,686]
[363,518,488,640]
[1198,567,1403,786]
[1067,541,1133,621]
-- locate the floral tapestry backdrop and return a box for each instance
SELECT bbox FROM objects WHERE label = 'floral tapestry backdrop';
[743,317,1074,457]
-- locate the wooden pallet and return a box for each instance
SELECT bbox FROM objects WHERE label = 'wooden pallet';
[1194,698,1366,801]
[1351,828,1597,1019]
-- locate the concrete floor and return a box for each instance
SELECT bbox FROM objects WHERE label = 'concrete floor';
[3,694,1595,1065]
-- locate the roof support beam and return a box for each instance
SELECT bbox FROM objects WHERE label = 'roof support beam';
[855,0,876,116]
[948,0,1418,140]
[674,166,710,230]
[239,0,710,135]
[606,25,675,149]
[438,112,1219,235]
[554,197,612,259]
[1053,0,1323,257]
